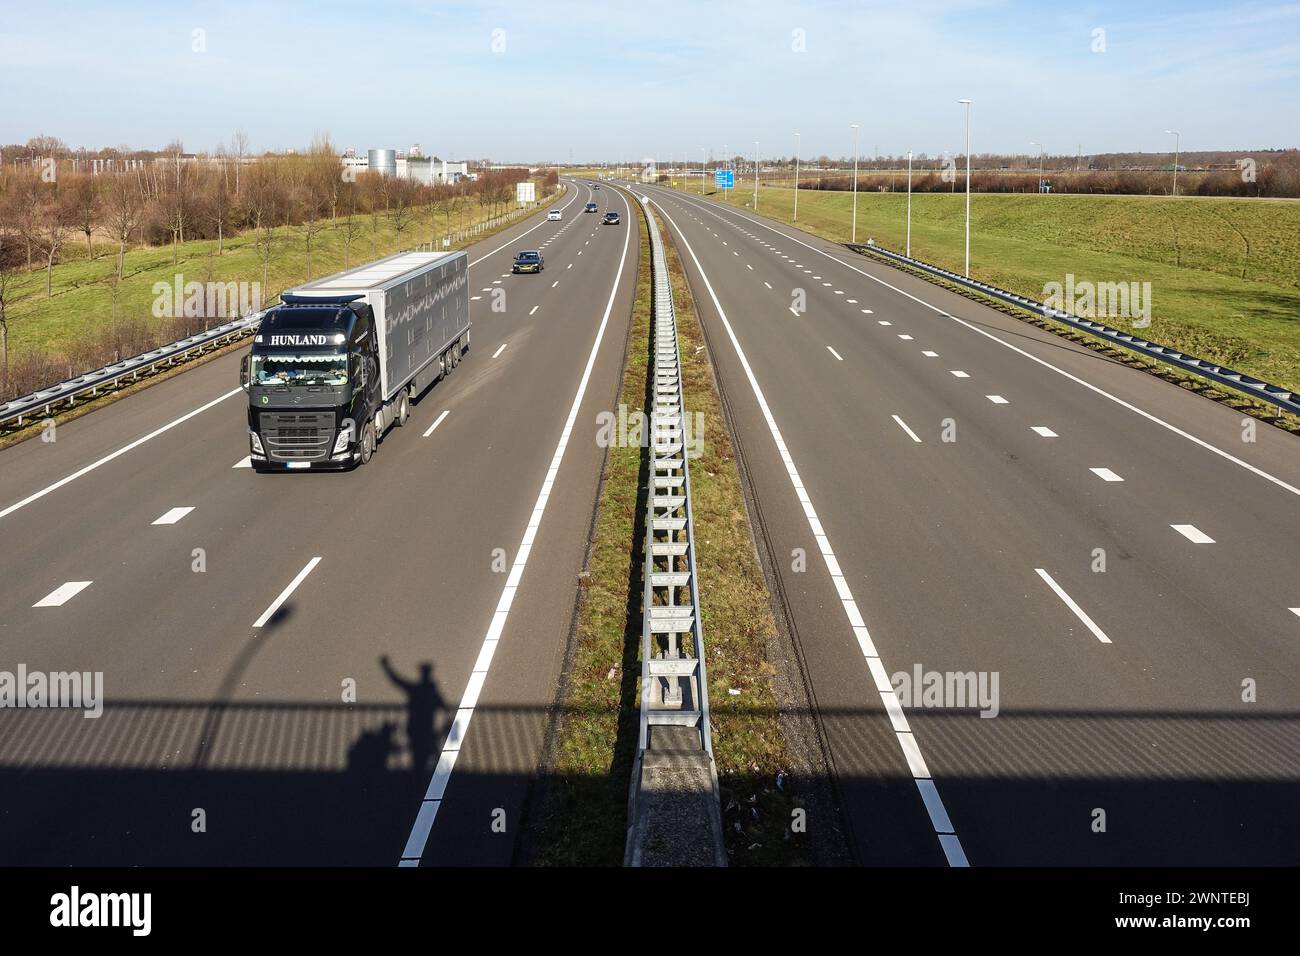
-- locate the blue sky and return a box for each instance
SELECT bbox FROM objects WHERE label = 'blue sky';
[1,0,1296,160]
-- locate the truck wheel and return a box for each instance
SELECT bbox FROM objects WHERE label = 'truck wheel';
[359,420,375,465]
[396,390,410,426]
[450,341,461,368]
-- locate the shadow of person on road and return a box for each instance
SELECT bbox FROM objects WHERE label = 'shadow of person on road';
[346,721,397,795]
[379,656,448,786]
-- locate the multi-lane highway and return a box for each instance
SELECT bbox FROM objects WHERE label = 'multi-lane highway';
[636,181,1300,866]
[0,180,637,865]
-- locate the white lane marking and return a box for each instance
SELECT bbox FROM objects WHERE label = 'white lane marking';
[233,456,252,468]
[491,343,508,359]
[922,350,938,358]
[789,307,800,317]
[400,184,633,866]
[0,388,242,522]
[950,370,970,378]
[480,288,492,293]
[471,296,482,301]
[1171,524,1215,544]
[153,506,195,525]
[1090,467,1124,482]
[1031,425,1058,437]
[898,334,913,340]
[422,409,451,438]
[665,191,1300,500]
[764,281,772,289]
[986,394,1008,404]
[827,346,844,361]
[467,183,582,268]
[847,298,858,303]
[747,264,754,270]
[861,308,874,314]
[33,581,93,608]
[822,282,832,287]
[1034,569,1112,644]
[650,196,968,867]
[567,263,573,269]
[892,415,923,443]
[878,320,891,326]
[834,290,844,295]
[551,280,559,288]
[1290,608,1300,618]
[253,556,321,628]
[529,306,539,315]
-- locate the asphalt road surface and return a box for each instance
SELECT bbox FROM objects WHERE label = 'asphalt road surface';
[0,180,638,866]
[636,181,1300,867]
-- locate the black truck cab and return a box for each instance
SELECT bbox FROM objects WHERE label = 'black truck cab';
[242,296,380,470]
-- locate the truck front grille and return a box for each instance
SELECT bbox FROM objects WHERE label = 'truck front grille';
[260,412,334,461]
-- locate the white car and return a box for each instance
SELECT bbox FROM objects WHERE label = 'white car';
[547,210,562,221]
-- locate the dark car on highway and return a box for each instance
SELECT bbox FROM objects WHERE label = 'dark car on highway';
[584,201,599,213]
[512,250,544,273]
[602,211,620,225]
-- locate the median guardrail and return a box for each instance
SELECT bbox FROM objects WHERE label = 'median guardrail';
[846,241,1300,419]
[0,312,266,433]
[624,190,725,867]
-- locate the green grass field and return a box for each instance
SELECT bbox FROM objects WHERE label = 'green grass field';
[4,191,556,364]
[665,181,1300,392]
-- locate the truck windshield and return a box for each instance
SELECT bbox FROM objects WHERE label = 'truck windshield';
[250,353,348,387]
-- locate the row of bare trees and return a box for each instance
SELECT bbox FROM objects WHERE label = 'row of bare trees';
[0,134,535,401]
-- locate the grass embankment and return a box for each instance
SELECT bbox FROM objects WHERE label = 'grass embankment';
[5,186,559,361]
[536,191,806,866]
[670,182,1300,395]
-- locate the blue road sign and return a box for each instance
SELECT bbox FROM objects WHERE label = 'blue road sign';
[714,169,735,189]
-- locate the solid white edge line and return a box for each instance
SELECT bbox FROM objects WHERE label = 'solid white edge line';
[398,184,633,865]
[422,409,451,438]
[252,556,321,628]
[1034,568,1113,644]
[1,387,243,522]
[650,195,968,867]
[892,415,923,443]
[653,187,1300,499]
[827,346,844,361]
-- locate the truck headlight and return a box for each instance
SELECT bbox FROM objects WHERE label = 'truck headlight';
[333,420,355,454]
[249,430,264,455]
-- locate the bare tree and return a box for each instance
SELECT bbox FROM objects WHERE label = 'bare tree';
[65,174,103,260]
[32,187,73,296]
[387,177,417,250]
[102,170,145,281]
[243,160,287,291]
[337,181,363,268]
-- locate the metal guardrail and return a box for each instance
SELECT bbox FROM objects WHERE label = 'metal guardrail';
[0,311,265,430]
[846,241,1300,418]
[636,192,714,759]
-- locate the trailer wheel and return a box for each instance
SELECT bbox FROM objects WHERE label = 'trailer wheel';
[450,341,461,368]
[359,420,375,465]
[396,390,410,426]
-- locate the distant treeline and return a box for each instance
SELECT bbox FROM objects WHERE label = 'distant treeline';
[0,134,557,400]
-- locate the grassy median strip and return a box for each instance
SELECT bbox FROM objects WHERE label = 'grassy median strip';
[535,194,807,866]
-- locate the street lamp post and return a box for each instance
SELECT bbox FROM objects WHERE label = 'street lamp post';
[1165,129,1181,196]
[793,132,801,223]
[850,123,860,243]
[753,141,759,211]
[959,98,972,278]
[1030,141,1044,194]
[700,146,705,195]
[906,150,913,258]
[723,143,728,201]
